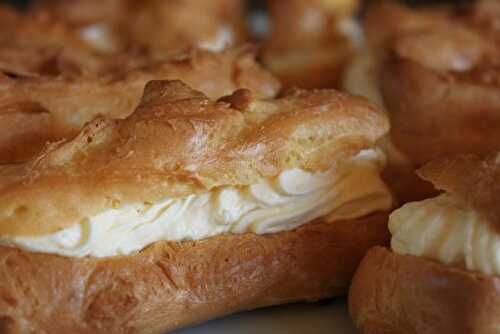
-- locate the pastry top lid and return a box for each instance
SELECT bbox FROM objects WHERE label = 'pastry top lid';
[419,151,500,231]
[0,80,388,237]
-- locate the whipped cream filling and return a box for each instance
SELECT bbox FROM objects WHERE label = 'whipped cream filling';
[2,149,392,258]
[390,194,500,276]
[199,25,234,52]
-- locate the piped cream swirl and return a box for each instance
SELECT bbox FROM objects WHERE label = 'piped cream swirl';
[1,149,392,258]
[390,194,500,276]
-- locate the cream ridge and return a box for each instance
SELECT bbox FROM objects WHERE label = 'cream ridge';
[1,149,392,258]
[390,194,500,276]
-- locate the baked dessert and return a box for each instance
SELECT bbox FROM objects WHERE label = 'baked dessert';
[0,47,280,163]
[121,0,247,54]
[0,80,392,333]
[1,0,247,79]
[263,0,361,89]
[343,0,500,203]
[30,0,248,55]
[349,151,500,334]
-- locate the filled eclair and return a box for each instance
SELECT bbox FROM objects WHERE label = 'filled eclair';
[350,151,500,334]
[0,80,392,333]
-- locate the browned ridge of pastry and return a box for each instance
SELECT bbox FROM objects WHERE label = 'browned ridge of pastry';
[0,80,390,333]
[0,47,281,163]
[349,246,500,334]
[364,0,500,166]
[29,0,248,55]
[0,214,390,334]
[263,0,359,89]
[0,80,388,237]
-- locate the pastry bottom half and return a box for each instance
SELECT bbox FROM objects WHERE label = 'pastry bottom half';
[0,212,389,334]
[349,247,500,334]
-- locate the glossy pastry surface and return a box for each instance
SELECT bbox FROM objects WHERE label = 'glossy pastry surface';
[0,47,280,163]
[0,80,393,333]
[0,80,390,240]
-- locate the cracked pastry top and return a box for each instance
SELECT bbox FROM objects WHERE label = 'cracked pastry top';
[0,80,392,257]
[0,47,281,163]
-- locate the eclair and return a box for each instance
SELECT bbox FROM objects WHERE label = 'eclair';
[263,0,361,89]
[30,0,247,54]
[0,47,280,163]
[0,80,392,333]
[343,0,500,203]
[350,151,500,334]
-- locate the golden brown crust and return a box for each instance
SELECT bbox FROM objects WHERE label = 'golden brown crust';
[381,57,500,166]
[0,80,388,236]
[418,152,500,231]
[349,247,500,334]
[365,0,500,167]
[0,47,281,163]
[0,213,389,334]
[263,0,359,89]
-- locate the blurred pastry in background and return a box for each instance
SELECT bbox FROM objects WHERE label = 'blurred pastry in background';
[0,80,392,333]
[343,0,500,203]
[0,4,117,78]
[29,0,248,55]
[28,0,128,53]
[0,47,280,163]
[120,0,247,54]
[262,0,362,89]
[350,150,500,334]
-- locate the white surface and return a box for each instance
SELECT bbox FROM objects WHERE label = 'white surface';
[173,298,358,334]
